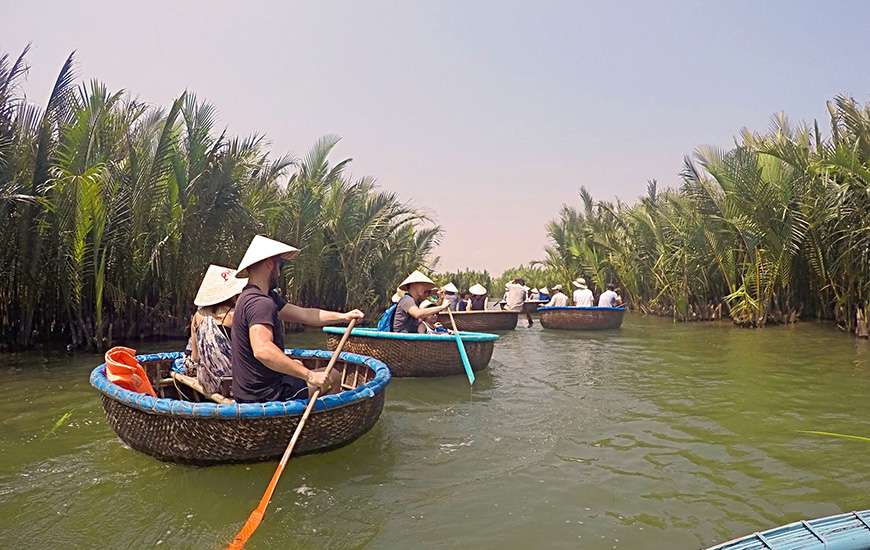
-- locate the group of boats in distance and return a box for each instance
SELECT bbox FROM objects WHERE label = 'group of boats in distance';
[86,301,864,549]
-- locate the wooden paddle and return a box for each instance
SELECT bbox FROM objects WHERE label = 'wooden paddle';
[227,318,358,549]
[445,307,475,385]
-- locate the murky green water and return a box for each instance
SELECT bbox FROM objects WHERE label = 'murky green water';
[1,315,869,549]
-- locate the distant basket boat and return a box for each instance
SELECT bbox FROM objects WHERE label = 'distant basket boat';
[707,509,870,550]
[538,306,626,330]
[436,310,518,331]
[90,349,390,464]
[323,327,498,378]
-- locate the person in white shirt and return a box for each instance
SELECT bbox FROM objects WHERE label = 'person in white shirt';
[572,278,594,307]
[597,283,623,307]
[545,284,569,307]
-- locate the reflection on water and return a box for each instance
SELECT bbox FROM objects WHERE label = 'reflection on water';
[1,316,868,548]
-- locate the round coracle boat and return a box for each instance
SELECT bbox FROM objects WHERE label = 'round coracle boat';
[707,509,870,550]
[323,327,498,378]
[436,310,518,331]
[90,349,390,464]
[538,306,626,330]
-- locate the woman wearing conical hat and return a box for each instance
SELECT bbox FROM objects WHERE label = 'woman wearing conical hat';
[185,265,248,395]
[231,235,365,403]
[392,270,451,333]
[442,282,460,311]
[468,283,488,311]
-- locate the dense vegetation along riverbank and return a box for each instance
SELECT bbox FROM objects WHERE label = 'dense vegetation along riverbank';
[541,101,870,336]
[0,48,440,351]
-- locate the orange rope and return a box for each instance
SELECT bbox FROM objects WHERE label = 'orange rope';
[227,318,357,549]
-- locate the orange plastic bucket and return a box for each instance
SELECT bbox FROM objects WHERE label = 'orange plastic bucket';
[105,346,157,397]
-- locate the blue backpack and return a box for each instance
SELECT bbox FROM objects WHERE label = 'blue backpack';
[377,304,398,332]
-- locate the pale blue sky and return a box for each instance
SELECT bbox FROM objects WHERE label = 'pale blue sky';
[4,1,869,272]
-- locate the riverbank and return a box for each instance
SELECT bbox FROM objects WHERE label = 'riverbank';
[2,315,868,548]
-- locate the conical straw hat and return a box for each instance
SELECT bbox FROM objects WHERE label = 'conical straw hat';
[531,288,539,293]
[236,235,300,278]
[398,270,436,291]
[540,287,550,295]
[442,282,459,294]
[469,283,488,296]
[552,284,563,291]
[194,265,248,307]
[573,278,588,289]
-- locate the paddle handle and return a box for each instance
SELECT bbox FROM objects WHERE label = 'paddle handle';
[228,318,357,549]
[445,308,475,385]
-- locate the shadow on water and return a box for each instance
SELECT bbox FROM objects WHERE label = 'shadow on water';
[1,318,869,548]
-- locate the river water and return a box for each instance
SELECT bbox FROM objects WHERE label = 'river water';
[1,315,869,549]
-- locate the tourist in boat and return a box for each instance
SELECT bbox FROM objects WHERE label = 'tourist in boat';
[545,284,569,307]
[185,264,247,395]
[504,278,527,311]
[468,283,488,310]
[442,282,460,311]
[538,287,551,302]
[231,235,364,403]
[572,278,594,307]
[597,283,624,307]
[393,270,451,332]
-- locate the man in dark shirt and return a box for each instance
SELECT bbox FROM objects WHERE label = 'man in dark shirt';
[231,235,364,402]
[391,270,450,333]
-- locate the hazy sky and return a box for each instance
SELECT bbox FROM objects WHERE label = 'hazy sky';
[4,1,870,273]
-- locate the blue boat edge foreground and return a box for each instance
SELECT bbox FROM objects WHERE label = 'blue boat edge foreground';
[538,306,626,330]
[323,326,499,378]
[90,348,391,464]
[707,509,870,550]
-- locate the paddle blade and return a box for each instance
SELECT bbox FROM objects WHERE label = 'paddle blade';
[227,509,265,549]
[453,332,475,385]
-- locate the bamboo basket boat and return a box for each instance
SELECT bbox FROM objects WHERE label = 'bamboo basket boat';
[707,509,870,550]
[90,349,390,464]
[323,327,498,378]
[436,310,518,331]
[538,306,626,330]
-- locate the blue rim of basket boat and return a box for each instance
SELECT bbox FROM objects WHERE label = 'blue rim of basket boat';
[707,509,870,550]
[90,348,391,419]
[537,306,626,312]
[322,326,499,342]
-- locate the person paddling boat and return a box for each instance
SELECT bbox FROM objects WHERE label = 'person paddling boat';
[392,270,451,332]
[231,235,364,403]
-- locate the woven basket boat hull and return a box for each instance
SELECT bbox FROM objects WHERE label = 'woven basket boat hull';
[538,306,625,330]
[707,509,870,550]
[436,310,518,331]
[91,349,390,465]
[324,327,498,378]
